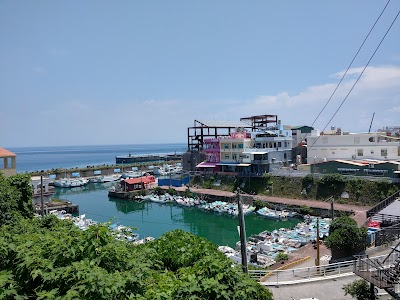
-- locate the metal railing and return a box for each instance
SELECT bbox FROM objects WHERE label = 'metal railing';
[367,191,400,218]
[248,253,399,285]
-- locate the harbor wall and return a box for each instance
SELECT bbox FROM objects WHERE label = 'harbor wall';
[30,160,181,180]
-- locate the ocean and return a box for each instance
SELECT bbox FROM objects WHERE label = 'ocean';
[8,143,187,173]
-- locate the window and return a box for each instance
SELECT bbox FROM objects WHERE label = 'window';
[354,137,360,144]
[369,137,375,142]
[357,149,363,156]
[224,155,230,159]
[322,137,328,144]
[278,142,282,147]
[238,144,243,149]
[232,144,237,149]
[381,149,387,157]
[224,144,229,149]
[233,154,237,160]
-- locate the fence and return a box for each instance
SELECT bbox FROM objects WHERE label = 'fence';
[367,191,400,218]
[374,223,400,247]
[248,253,399,285]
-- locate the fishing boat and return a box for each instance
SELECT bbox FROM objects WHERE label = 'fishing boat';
[256,207,284,220]
[149,193,173,204]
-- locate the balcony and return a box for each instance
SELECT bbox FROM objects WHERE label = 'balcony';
[251,160,269,165]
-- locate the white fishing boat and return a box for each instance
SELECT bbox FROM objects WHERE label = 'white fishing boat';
[256,207,284,220]
[98,174,121,183]
[149,193,173,204]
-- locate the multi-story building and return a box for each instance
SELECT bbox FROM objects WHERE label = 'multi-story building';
[242,123,293,174]
[307,130,400,164]
[203,138,221,163]
[217,131,253,173]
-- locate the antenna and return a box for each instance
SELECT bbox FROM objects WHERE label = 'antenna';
[368,112,375,133]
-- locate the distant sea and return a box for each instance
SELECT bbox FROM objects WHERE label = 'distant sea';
[8,143,187,173]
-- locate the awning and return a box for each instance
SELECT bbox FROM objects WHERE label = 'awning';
[196,162,217,168]
[394,171,400,174]
[237,163,251,167]
[243,151,268,155]
[216,162,239,166]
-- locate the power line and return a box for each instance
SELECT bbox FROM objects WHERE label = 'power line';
[308,8,400,152]
[311,0,392,127]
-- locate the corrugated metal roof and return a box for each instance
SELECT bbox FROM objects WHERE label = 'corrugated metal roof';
[0,147,16,157]
[124,176,154,184]
[196,162,217,168]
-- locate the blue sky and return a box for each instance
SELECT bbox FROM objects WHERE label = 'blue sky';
[1,1,399,147]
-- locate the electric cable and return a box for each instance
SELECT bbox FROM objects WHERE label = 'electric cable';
[310,0,392,127]
[307,8,400,152]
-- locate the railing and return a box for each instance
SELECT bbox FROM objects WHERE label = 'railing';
[374,224,400,247]
[251,160,269,164]
[371,213,400,227]
[367,191,400,218]
[248,253,398,285]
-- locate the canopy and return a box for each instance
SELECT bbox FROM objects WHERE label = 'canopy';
[196,162,217,168]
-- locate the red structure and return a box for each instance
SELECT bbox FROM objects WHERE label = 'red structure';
[121,176,155,191]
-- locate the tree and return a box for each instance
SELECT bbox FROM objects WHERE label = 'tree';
[325,216,367,258]
[316,174,346,199]
[0,173,33,226]
[343,279,377,300]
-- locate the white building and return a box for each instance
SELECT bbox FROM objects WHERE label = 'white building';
[241,124,293,174]
[307,130,400,164]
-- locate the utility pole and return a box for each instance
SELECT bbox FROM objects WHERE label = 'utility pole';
[330,196,334,220]
[237,188,248,274]
[40,174,44,217]
[316,217,320,268]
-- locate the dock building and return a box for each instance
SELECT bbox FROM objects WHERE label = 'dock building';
[0,147,16,177]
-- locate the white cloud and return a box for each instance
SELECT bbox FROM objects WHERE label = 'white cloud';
[390,106,400,113]
[224,65,400,132]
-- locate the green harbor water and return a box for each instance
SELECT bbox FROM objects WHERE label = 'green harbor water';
[53,183,302,248]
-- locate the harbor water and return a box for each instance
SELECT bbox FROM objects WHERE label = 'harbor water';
[11,143,303,247]
[53,183,302,248]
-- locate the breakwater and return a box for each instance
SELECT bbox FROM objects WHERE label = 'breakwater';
[29,160,181,180]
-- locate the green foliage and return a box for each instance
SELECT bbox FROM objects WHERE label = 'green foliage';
[0,173,34,226]
[316,174,347,200]
[184,188,193,198]
[325,216,367,257]
[0,217,273,299]
[301,174,315,194]
[275,253,289,262]
[298,205,313,215]
[153,186,164,195]
[343,279,377,300]
[166,187,176,196]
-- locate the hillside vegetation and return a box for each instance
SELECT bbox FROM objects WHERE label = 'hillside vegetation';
[193,173,398,206]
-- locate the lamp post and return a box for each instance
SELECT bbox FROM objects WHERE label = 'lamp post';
[237,188,248,274]
[40,174,44,216]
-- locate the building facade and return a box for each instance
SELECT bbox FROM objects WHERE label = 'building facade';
[307,130,400,164]
[311,159,400,183]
